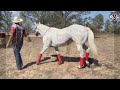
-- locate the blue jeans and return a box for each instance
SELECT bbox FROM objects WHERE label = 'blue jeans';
[13,43,23,70]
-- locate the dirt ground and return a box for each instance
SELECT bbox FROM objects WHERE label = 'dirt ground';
[0,33,120,79]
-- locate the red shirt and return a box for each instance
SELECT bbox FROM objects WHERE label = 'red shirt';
[10,25,15,34]
[10,24,25,35]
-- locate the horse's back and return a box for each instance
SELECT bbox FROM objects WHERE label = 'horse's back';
[43,24,89,46]
[66,24,89,44]
[67,24,88,35]
[49,27,71,46]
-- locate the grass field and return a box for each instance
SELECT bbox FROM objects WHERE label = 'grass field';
[0,33,119,79]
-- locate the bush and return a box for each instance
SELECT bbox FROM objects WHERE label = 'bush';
[0,38,6,48]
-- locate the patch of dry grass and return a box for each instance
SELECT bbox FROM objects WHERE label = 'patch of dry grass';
[0,34,119,79]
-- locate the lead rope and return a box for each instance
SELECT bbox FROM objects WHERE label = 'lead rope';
[15,24,18,46]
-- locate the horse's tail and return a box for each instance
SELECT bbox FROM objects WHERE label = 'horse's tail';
[87,28,98,56]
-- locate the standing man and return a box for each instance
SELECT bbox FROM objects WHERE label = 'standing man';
[6,16,29,70]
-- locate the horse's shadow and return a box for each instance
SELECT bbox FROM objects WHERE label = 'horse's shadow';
[51,55,101,67]
[22,55,101,69]
[22,57,51,69]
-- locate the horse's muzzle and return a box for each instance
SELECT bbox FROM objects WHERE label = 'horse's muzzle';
[35,31,40,36]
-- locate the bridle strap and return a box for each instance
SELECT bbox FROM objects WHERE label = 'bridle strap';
[42,27,51,37]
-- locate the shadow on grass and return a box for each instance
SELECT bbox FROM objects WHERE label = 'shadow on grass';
[51,54,101,67]
[22,57,51,69]
[22,55,101,69]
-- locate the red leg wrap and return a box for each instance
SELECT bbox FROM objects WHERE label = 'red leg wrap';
[57,54,62,65]
[36,54,42,64]
[80,58,84,66]
[85,52,89,61]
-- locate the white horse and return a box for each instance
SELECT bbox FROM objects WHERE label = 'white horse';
[35,22,97,68]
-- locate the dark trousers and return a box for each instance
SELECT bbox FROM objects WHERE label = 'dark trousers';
[13,43,23,70]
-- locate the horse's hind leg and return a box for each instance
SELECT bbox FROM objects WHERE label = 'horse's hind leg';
[36,45,49,65]
[83,42,90,66]
[85,47,90,65]
[54,47,62,65]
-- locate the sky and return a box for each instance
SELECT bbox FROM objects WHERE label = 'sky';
[11,11,20,18]
[11,11,112,23]
[82,11,111,22]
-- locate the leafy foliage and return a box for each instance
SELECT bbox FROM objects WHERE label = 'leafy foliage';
[1,11,120,34]
[0,11,12,32]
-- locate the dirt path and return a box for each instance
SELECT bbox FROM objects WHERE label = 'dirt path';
[0,34,119,79]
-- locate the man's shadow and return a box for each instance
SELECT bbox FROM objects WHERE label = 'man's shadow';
[22,57,51,69]
[51,55,101,67]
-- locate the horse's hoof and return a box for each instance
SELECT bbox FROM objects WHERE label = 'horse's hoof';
[77,65,85,69]
[85,61,90,66]
[36,62,40,65]
[58,61,62,65]
[58,62,61,65]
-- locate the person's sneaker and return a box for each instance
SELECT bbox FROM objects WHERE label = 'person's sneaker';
[21,63,23,67]
[17,67,22,70]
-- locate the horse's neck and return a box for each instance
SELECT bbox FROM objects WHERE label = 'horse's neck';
[38,24,50,36]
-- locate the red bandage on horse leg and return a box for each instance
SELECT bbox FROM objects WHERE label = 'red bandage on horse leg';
[85,52,89,61]
[36,54,42,64]
[80,58,84,66]
[57,54,62,64]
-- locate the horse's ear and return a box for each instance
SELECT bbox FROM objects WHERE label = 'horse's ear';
[34,22,37,26]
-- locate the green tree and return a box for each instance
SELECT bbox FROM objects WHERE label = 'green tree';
[63,11,91,27]
[83,17,93,26]
[92,14,104,32]
[2,11,12,32]
[0,11,3,29]
[19,11,32,32]
[112,20,120,34]
[104,19,112,33]
[0,11,12,32]
[22,11,91,29]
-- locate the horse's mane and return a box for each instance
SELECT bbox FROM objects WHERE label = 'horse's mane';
[38,23,50,28]
[38,23,90,30]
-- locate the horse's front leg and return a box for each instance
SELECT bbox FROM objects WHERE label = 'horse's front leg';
[36,45,50,65]
[54,47,62,65]
[77,44,85,69]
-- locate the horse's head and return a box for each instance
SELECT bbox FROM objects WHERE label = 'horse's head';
[35,30,40,36]
[34,22,40,36]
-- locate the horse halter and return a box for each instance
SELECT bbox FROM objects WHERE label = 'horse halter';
[33,25,37,31]
[42,27,51,37]
[33,22,51,37]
